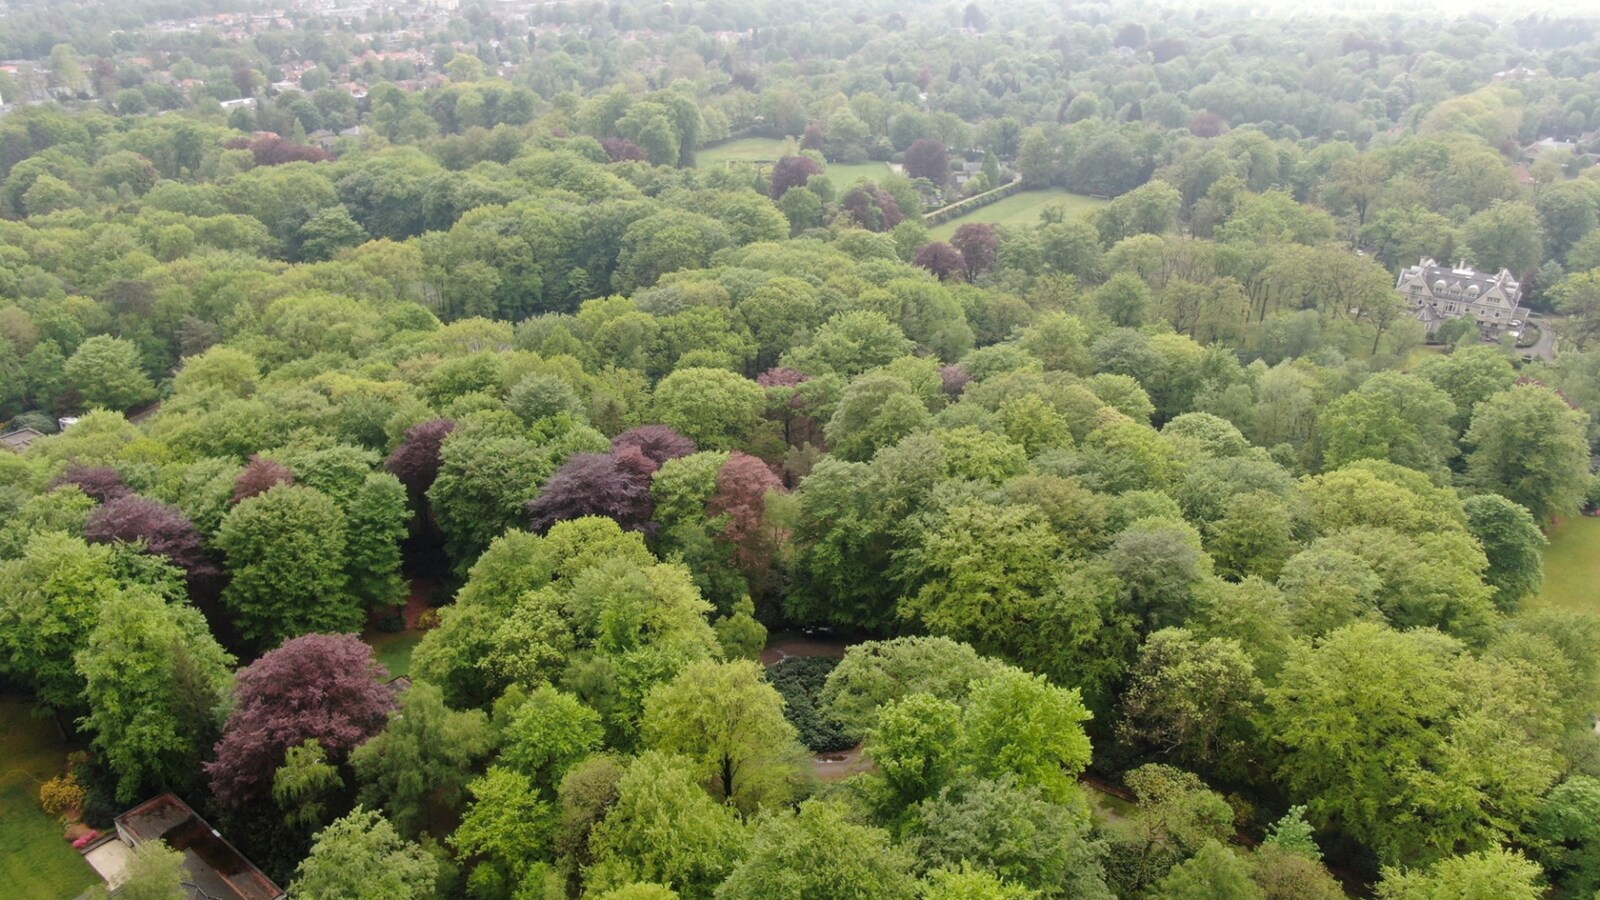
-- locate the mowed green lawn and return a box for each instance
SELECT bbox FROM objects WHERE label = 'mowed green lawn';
[697,139,891,191]
[697,137,788,165]
[365,629,424,679]
[930,189,1107,240]
[1532,515,1600,617]
[0,695,98,898]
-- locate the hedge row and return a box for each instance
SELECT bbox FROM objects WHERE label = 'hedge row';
[920,178,1027,227]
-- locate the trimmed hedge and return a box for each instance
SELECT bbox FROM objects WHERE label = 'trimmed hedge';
[921,178,1026,227]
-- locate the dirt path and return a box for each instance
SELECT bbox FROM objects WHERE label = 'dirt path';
[759,632,854,666]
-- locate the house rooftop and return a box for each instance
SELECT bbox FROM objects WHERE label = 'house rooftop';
[0,426,44,453]
[114,794,283,900]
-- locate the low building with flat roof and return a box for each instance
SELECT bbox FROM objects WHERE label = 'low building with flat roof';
[112,793,283,900]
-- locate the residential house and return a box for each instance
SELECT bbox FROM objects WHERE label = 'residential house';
[1396,258,1526,337]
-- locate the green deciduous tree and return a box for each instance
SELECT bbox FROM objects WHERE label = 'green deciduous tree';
[216,484,359,646]
[1117,628,1262,779]
[65,335,156,411]
[292,807,439,900]
[451,766,556,898]
[651,368,766,451]
[92,840,187,900]
[1465,384,1591,523]
[76,588,234,802]
[1154,841,1265,900]
[1266,622,1560,865]
[715,800,918,900]
[641,659,804,812]
[1462,494,1545,610]
[586,752,748,899]
[351,681,493,838]
[1376,848,1543,900]
[1316,372,1457,476]
[907,776,1111,898]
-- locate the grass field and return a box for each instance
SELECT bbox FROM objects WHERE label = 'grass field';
[929,188,1107,239]
[697,139,891,190]
[1532,515,1600,617]
[0,695,98,898]
[365,630,423,679]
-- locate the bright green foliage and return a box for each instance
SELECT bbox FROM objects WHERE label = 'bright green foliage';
[1376,848,1544,900]
[351,681,493,838]
[65,335,156,411]
[918,864,1040,900]
[1266,622,1561,865]
[594,885,680,900]
[410,520,659,708]
[1316,372,1457,476]
[586,752,748,899]
[1415,346,1516,432]
[960,669,1092,806]
[641,659,805,812]
[906,776,1111,898]
[715,800,918,900]
[1153,841,1265,900]
[0,484,95,559]
[274,739,344,832]
[1116,628,1262,779]
[1262,806,1321,860]
[824,372,930,461]
[1206,490,1296,581]
[651,368,766,450]
[871,693,964,809]
[451,767,556,898]
[94,840,187,900]
[0,532,127,709]
[292,807,440,900]
[1465,384,1592,522]
[497,685,604,793]
[216,484,359,646]
[821,636,1003,736]
[76,588,234,802]
[899,503,1064,656]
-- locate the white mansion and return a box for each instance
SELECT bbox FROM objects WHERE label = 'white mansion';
[1396,258,1527,337]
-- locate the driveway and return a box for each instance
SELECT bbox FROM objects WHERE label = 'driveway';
[1524,315,1558,362]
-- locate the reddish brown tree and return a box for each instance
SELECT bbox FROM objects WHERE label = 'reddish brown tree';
[914,241,967,281]
[526,449,657,535]
[801,123,826,151]
[600,137,648,163]
[86,495,216,579]
[904,138,951,184]
[207,634,394,809]
[611,425,696,468]
[51,465,131,503]
[1189,111,1227,137]
[841,185,905,232]
[950,223,999,279]
[708,452,786,570]
[769,155,824,200]
[231,455,294,504]
[940,364,973,398]
[385,419,456,496]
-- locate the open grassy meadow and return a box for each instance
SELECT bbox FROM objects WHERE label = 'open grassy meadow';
[1532,515,1600,617]
[697,139,892,190]
[929,188,1107,239]
[0,695,98,898]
